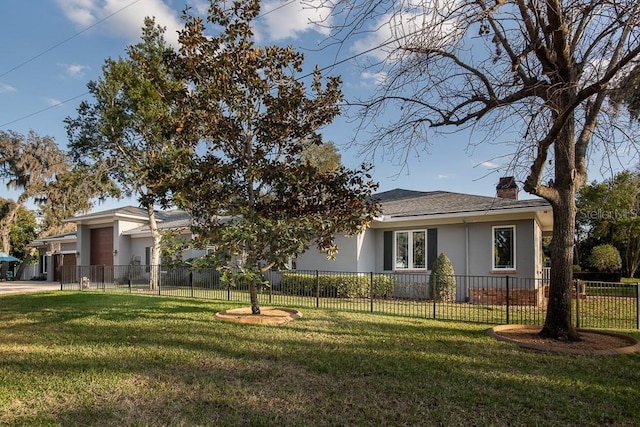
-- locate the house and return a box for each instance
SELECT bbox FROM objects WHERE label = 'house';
[28,178,553,303]
[27,207,197,282]
[294,179,553,302]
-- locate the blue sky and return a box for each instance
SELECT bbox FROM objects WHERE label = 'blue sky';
[0,0,629,210]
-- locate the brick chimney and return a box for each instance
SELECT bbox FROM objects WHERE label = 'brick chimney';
[496,176,518,200]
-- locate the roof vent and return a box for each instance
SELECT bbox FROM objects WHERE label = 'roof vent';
[496,176,518,200]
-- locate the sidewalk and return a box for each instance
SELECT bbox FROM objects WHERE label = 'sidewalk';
[0,280,60,294]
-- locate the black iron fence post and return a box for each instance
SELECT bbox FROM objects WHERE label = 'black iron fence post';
[432,273,437,320]
[370,272,374,313]
[190,270,194,298]
[636,283,639,330]
[315,270,320,308]
[505,276,510,325]
[575,280,581,329]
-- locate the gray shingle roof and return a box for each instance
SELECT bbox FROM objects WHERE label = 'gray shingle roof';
[375,188,550,218]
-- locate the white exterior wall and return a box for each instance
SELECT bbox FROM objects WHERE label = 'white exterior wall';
[534,220,543,280]
[76,225,91,266]
[130,236,154,266]
[355,229,376,272]
[113,219,147,265]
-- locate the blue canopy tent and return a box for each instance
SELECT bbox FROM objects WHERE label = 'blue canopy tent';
[0,252,20,281]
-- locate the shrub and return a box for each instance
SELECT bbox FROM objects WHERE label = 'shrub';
[279,272,396,298]
[428,253,456,302]
[588,244,622,272]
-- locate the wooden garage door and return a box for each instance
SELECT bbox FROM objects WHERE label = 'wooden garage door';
[90,227,114,266]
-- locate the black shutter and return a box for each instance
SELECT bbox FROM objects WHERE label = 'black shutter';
[383,231,393,271]
[427,228,438,270]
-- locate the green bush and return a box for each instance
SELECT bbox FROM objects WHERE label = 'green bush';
[588,244,622,272]
[279,272,396,298]
[428,253,457,302]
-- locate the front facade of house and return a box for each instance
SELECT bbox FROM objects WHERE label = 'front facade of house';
[29,179,552,303]
[296,189,552,277]
[294,185,553,302]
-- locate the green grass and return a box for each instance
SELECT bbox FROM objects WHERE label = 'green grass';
[2,292,640,426]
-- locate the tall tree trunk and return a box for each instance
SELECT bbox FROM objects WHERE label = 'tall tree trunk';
[146,202,162,290]
[249,278,261,314]
[540,191,580,340]
[0,201,21,254]
[15,250,35,280]
[539,110,581,340]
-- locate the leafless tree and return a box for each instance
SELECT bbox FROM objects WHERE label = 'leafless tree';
[313,0,640,339]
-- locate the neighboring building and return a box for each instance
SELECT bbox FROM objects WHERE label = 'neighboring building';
[27,178,553,303]
[27,231,77,281]
[27,208,197,282]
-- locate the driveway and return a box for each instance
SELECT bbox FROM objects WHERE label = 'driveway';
[0,281,60,294]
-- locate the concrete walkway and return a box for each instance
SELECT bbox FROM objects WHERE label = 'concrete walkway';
[0,280,60,294]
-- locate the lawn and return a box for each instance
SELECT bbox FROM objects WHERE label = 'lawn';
[1,292,639,426]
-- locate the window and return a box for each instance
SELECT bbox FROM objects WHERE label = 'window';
[395,230,426,270]
[493,226,516,270]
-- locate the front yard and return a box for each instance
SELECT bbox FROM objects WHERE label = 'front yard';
[1,292,639,426]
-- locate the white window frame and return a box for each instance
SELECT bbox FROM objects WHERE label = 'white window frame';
[40,254,48,274]
[394,230,427,270]
[492,225,516,271]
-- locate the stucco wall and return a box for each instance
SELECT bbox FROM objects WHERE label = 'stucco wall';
[355,229,376,272]
[466,219,536,278]
[294,235,358,271]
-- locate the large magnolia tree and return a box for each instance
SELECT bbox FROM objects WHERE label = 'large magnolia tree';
[316,0,640,340]
[155,0,379,314]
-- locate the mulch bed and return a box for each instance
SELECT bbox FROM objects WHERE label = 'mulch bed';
[489,325,640,355]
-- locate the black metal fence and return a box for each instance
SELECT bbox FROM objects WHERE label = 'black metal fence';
[59,265,640,330]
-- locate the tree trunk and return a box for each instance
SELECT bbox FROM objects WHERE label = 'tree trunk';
[0,202,21,254]
[146,202,162,290]
[540,192,580,341]
[249,278,261,314]
[15,251,34,280]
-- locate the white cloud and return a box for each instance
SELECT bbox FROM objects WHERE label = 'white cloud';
[56,0,183,47]
[480,161,500,169]
[60,63,91,78]
[44,97,63,106]
[257,0,331,42]
[351,5,464,62]
[438,174,449,179]
[0,83,17,93]
[361,71,387,86]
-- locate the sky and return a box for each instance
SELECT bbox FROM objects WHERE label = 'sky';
[0,0,633,211]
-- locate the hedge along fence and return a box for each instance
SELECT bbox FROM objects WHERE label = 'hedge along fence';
[276,271,396,298]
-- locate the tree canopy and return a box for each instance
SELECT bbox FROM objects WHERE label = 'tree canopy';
[577,170,640,277]
[315,0,640,340]
[66,18,186,288]
[0,130,99,254]
[153,0,379,313]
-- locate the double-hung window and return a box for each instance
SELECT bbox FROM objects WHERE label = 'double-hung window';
[493,225,516,270]
[395,230,426,270]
